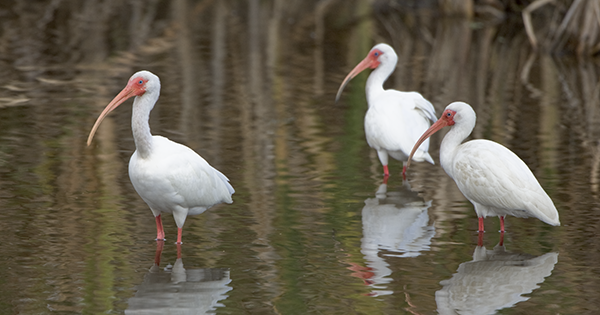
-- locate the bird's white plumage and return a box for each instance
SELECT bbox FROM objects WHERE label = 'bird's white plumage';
[365,90,435,164]
[363,44,436,167]
[88,70,234,242]
[337,43,436,175]
[435,102,559,226]
[129,136,234,228]
[449,139,558,224]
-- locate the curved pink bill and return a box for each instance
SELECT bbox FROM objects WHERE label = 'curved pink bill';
[86,85,137,146]
[405,117,450,170]
[335,56,376,103]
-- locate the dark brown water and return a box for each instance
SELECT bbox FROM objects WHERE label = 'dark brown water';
[0,1,598,314]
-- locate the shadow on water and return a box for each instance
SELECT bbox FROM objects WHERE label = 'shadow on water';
[0,0,597,314]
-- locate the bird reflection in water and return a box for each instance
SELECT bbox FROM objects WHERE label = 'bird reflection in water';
[125,242,232,314]
[358,182,435,296]
[436,244,558,315]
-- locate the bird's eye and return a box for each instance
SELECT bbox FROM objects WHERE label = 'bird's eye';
[138,80,143,85]
[374,52,379,56]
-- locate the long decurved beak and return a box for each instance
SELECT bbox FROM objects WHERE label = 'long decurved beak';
[87,85,137,146]
[406,118,449,170]
[335,57,375,103]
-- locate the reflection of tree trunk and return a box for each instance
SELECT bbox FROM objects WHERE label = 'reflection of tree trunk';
[439,0,473,18]
[129,0,161,51]
[76,1,111,64]
[174,0,200,146]
[226,0,279,305]
[208,0,227,159]
[538,55,559,181]
[426,18,472,107]
[81,83,134,313]
[313,0,336,97]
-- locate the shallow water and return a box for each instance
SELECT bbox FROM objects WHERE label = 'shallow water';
[0,1,598,314]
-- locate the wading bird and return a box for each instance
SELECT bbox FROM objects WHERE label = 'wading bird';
[406,101,559,232]
[336,43,437,180]
[87,70,234,244]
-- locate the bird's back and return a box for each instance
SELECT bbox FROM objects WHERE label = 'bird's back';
[129,136,234,215]
[449,140,559,225]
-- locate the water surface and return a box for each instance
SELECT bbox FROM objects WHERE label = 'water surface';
[0,1,598,314]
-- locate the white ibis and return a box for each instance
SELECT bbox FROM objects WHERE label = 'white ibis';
[87,70,234,244]
[336,43,437,179]
[406,102,560,232]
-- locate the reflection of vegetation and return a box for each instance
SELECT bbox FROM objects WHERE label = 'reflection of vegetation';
[0,0,595,314]
[388,0,599,55]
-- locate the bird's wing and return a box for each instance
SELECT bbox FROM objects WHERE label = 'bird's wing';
[365,90,435,161]
[212,168,235,195]
[451,140,558,224]
[130,137,234,212]
[405,91,437,123]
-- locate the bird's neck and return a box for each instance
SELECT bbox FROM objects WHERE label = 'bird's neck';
[131,92,158,159]
[439,125,471,178]
[365,60,395,105]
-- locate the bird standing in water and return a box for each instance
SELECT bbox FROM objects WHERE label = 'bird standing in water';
[336,43,437,180]
[87,70,234,244]
[406,101,560,233]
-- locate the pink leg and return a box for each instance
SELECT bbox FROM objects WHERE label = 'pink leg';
[478,217,485,233]
[499,231,505,246]
[402,165,407,180]
[383,165,390,177]
[154,240,164,266]
[477,231,484,247]
[499,216,505,233]
[155,214,166,241]
[176,243,182,259]
[176,227,183,244]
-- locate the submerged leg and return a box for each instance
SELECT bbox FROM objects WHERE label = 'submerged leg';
[155,214,166,241]
[478,217,485,233]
